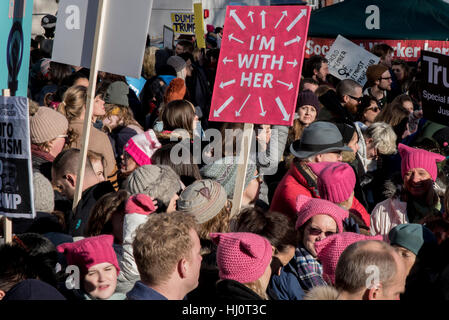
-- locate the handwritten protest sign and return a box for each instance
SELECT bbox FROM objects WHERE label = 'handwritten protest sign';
[171,12,195,34]
[325,35,379,86]
[0,96,34,219]
[209,6,311,126]
[422,50,449,126]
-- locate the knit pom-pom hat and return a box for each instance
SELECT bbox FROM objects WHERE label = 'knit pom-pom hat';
[124,130,161,166]
[315,232,383,284]
[398,143,445,181]
[57,235,120,276]
[125,194,157,215]
[210,232,272,284]
[295,195,349,232]
[308,162,356,204]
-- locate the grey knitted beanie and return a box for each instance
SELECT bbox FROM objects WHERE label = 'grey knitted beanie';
[167,56,187,73]
[33,172,55,213]
[200,156,257,199]
[104,81,129,107]
[126,165,182,206]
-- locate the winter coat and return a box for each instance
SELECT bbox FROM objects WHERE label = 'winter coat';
[270,160,369,225]
[269,260,305,300]
[109,124,143,160]
[215,279,264,300]
[370,197,408,240]
[303,286,339,300]
[66,181,115,237]
[126,281,168,300]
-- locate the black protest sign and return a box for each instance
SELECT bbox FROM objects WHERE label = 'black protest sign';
[0,96,34,218]
[422,50,449,126]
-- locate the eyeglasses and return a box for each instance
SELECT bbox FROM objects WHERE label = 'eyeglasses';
[348,95,363,103]
[308,226,336,237]
[56,134,69,144]
[366,106,380,112]
[380,76,392,81]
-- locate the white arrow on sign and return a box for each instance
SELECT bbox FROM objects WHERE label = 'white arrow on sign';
[286,9,307,32]
[275,11,288,29]
[276,80,294,90]
[259,97,266,117]
[230,9,246,30]
[235,94,251,117]
[222,57,234,65]
[286,59,298,67]
[248,11,254,23]
[219,79,236,89]
[284,36,301,47]
[260,10,266,29]
[228,33,244,44]
[214,96,234,117]
[275,97,291,122]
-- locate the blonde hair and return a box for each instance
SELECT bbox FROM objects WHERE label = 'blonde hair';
[132,211,197,286]
[197,202,231,241]
[59,85,87,121]
[364,122,397,155]
[244,280,268,300]
[102,104,142,132]
[142,46,159,79]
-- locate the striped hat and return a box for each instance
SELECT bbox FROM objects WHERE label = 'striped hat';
[124,130,161,166]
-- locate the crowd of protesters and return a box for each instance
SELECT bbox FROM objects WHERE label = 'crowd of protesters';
[2,14,449,301]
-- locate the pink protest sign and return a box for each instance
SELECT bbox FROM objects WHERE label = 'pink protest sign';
[209,6,311,126]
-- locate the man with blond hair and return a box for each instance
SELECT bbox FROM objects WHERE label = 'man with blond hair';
[126,212,202,300]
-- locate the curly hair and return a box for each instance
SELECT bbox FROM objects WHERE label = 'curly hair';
[197,203,232,240]
[102,104,142,132]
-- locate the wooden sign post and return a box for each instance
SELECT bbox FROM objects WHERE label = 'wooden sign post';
[1,89,12,243]
[72,0,108,209]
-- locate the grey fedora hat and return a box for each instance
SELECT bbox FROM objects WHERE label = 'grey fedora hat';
[290,121,352,159]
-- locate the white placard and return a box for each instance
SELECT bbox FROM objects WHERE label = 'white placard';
[52,0,153,78]
[325,35,380,86]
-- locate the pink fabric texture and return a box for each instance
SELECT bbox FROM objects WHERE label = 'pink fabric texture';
[210,232,272,284]
[57,235,120,275]
[398,143,445,181]
[125,194,156,215]
[124,130,161,166]
[308,162,356,203]
[295,195,349,232]
[315,232,383,284]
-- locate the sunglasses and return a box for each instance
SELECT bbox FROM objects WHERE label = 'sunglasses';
[348,95,362,103]
[308,226,336,237]
[366,106,380,112]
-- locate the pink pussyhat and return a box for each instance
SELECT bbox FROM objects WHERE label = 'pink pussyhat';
[398,143,445,181]
[57,235,120,276]
[295,195,349,233]
[124,129,162,166]
[210,232,272,284]
[315,232,383,284]
[308,162,356,203]
[125,194,157,215]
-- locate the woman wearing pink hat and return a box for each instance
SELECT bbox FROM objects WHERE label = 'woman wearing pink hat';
[370,144,446,239]
[210,232,273,300]
[57,235,125,300]
[270,195,348,298]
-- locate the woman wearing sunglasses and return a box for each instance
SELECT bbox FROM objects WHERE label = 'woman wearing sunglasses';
[355,96,381,130]
[270,195,348,297]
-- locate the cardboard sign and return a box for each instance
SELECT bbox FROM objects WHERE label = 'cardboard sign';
[325,35,380,86]
[171,12,195,34]
[209,6,310,126]
[307,37,449,62]
[0,97,34,219]
[52,0,153,78]
[194,3,206,49]
[163,25,174,49]
[0,0,33,97]
[422,50,449,126]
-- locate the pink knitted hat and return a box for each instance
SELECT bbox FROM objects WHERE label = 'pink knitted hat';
[398,143,445,181]
[57,235,120,276]
[125,194,157,215]
[308,162,356,203]
[210,232,272,284]
[124,130,162,166]
[295,195,349,233]
[315,232,383,284]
